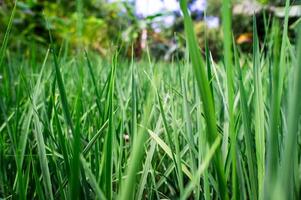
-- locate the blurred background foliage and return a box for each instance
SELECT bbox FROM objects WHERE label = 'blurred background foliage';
[0,0,127,56]
[0,0,226,60]
[0,0,301,60]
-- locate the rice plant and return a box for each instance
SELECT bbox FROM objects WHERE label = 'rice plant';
[1,0,301,199]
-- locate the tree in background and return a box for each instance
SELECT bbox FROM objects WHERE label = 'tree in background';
[0,0,129,57]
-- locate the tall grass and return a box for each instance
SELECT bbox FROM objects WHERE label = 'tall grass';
[180,0,228,199]
[221,0,236,198]
[1,0,301,199]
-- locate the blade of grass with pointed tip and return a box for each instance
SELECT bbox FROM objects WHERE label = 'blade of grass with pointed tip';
[118,72,157,200]
[234,40,257,200]
[30,94,54,200]
[252,15,265,199]
[82,119,108,155]
[180,74,198,198]
[102,54,116,199]
[265,0,290,198]
[136,119,163,200]
[205,41,214,102]
[51,44,80,199]
[131,49,138,140]
[53,106,71,175]
[181,75,198,157]
[85,51,102,117]
[264,19,281,199]
[18,49,50,170]
[179,1,228,198]
[157,93,183,192]
[222,0,237,198]
[274,23,301,200]
[0,1,16,68]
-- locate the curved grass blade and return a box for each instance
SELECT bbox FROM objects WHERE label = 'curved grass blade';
[147,129,192,179]
[81,156,107,200]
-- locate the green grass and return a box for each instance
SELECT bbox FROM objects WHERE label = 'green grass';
[1,0,301,199]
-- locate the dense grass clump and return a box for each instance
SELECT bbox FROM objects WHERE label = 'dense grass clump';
[1,0,301,199]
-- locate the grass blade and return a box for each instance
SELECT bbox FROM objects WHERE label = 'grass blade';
[253,15,265,199]
[179,1,228,198]
[274,22,301,200]
[234,42,257,199]
[0,1,16,68]
[118,72,157,200]
[222,0,237,198]
[265,0,290,198]
[102,54,116,199]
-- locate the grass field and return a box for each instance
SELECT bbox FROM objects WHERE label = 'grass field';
[1,0,301,199]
